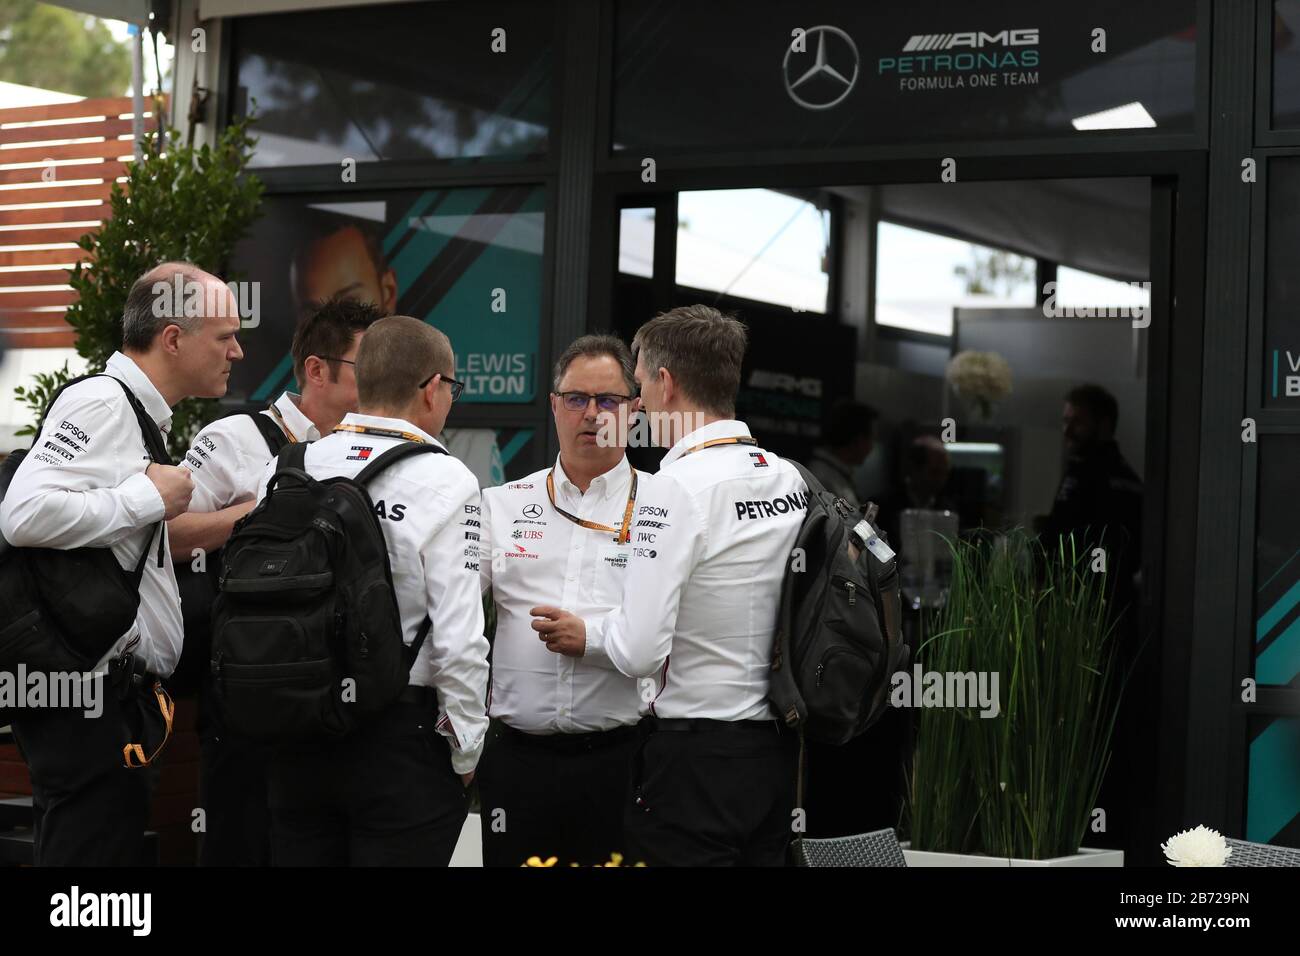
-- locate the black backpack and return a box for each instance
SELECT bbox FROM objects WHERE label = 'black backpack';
[768,460,908,746]
[0,374,170,674]
[168,411,289,698]
[210,439,445,746]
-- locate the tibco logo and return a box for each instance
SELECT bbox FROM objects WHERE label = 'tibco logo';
[902,28,1038,51]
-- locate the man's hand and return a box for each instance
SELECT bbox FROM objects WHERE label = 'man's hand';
[530,606,586,657]
[460,771,475,788]
[146,463,194,520]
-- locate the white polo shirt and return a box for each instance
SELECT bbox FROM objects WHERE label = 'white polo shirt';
[0,351,183,677]
[255,412,491,774]
[585,420,808,722]
[184,391,319,511]
[481,455,646,734]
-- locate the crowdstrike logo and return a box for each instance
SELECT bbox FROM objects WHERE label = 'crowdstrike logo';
[901,28,1039,51]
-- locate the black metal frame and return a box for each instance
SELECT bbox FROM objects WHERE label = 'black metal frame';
[206,0,1282,850]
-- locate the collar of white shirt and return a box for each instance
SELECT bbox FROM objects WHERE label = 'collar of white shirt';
[104,350,173,433]
[272,391,322,442]
[660,418,752,468]
[551,452,632,503]
[335,411,445,449]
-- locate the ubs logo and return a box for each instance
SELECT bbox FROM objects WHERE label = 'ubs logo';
[784,25,859,111]
[522,503,543,519]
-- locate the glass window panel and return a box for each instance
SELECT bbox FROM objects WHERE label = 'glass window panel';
[229,185,546,406]
[674,189,829,313]
[619,208,655,278]
[876,221,1035,336]
[231,0,553,166]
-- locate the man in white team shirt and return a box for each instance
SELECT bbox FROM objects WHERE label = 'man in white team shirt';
[534,305,807,866]
[478,334,646,866]
[254,315,489,866]
[170,296,381,867]
[0,261,240,865]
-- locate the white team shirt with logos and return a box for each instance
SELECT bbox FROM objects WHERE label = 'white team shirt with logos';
[481,455,647,734]
[0,352,183,677]
[585,420,808,722]
[184,392,319,511]
[255,412,490,774]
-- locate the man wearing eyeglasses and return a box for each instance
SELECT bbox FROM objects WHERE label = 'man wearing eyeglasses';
[169,295,381,866]
[254,315,488,866]
[476,335,649,866]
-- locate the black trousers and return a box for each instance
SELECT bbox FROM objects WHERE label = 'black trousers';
[197,681,271,867]
[476,722,637,867]
[266,693,469,866]
[804,705,913,838]
[624,718,800,867]
[10,693,152,866]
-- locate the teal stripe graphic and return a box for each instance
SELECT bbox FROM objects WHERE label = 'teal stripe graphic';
[251,354,293,402]
[1257,578,1300,640]
[498,429,533,468]
[390,188,492,300]
[383,189,442,258]
[1259,548,1300,594]
[1248,719,1300,842]
[1256,614,1300,685]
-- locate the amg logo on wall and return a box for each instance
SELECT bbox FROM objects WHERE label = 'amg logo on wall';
[613,0,1196,150]
[881,27,1041,92]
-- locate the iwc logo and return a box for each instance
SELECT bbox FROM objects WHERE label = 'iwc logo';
[784,25,859,111]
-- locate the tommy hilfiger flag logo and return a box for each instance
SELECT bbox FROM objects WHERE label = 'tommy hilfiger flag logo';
[749,451,769,468]
[347,445,374,461]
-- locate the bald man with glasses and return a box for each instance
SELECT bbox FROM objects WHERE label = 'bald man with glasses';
[476,334,650,866]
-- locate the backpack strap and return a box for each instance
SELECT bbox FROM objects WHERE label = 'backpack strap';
[247,410,291,456]
[354,440,447,486]
[42,374,173,574]
[355,443,447,666]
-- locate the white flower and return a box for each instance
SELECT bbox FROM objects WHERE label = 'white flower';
[1161,825,1233,867]
[945,350,1013,404]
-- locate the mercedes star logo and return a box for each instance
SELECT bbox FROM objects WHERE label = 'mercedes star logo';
[783,25,859,111]
[523,503,543,519]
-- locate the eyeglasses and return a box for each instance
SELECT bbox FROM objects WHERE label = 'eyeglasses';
[554,391,635,412]
[319,357,356,367]
[419,371,465,402]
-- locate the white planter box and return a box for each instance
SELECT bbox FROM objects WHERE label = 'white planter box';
[901,843,1124,867]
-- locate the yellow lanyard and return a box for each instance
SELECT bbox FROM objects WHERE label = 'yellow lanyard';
[266,403,301,444]
[333,422,428,444]
[677,436,758,458]
[545,469,638,544]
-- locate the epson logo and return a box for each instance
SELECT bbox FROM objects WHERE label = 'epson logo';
[902,28,1038,52]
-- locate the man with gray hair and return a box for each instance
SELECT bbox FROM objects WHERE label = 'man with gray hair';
[533,305,808,866]
[0,260,243,865]
[477,334,648,866]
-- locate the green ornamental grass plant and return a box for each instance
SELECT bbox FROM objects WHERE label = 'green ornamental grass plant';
[906,530,1126,860]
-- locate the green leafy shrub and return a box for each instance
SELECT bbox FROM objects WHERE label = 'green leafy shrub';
[15,112,263,459]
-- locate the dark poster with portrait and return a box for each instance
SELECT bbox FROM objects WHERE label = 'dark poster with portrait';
[228,186,548,483]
